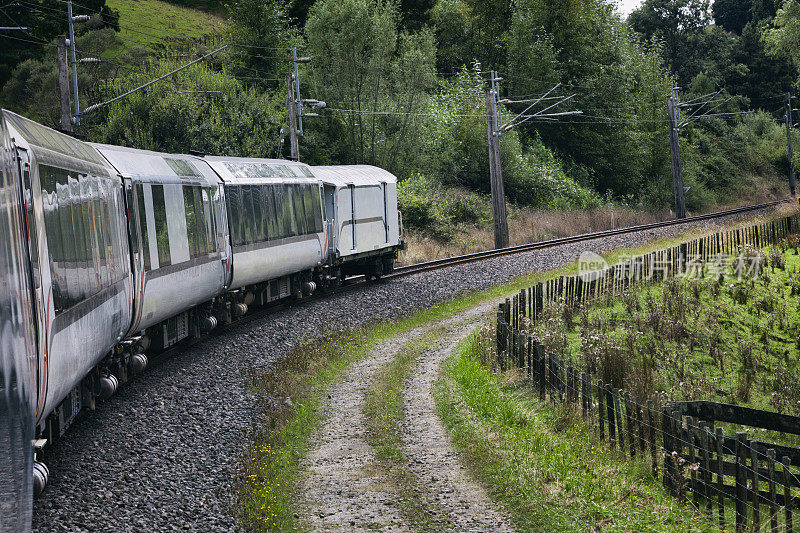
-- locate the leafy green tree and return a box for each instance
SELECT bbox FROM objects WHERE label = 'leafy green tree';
[764,0,800,71]
[305,0,436,174]
[713,0,752,34]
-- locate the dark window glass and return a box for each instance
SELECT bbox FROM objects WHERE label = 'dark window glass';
[184,185,199,258]
[225,185,241,246]
[151,184,171,267]
[193,186,208,255]
[251,185,265,243]
[136,184,151,271]
[272,185,288,239]
[291,185,308,235]
[39,165,125,313]
[261,186,277,241]
[241,185,255,245]
[310,185,323,233]
[201,188,216,253]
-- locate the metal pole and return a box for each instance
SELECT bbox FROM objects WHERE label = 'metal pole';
[668,94,687,219]
[67,0,80,125]
[786,93,796,196]
[57,36,72,132]
[286,73,299,161]
[293,47,303,136]
[487,83,509,249]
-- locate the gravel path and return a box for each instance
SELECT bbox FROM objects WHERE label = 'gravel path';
[31,208,782,532]
[399,303,513,533]
[300,334,420,533]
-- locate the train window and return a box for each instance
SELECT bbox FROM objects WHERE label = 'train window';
[311,186,323,233]
[225,185,241,247]
[272,185,287,239]
[136,185,151,271]
[193,187,208,255]
[38,165,125,313]
[241,185,256,245]
[201,188,216,253]
[251,185,265,242]
[151,184,171,267]
[184,186,199,258]
[291,186,308,235]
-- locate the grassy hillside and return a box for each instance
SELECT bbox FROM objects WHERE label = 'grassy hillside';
[106,0,226,54]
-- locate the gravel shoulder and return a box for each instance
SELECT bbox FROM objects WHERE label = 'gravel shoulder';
[32,207,786,532]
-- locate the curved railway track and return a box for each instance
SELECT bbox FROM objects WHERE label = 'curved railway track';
[178,199,793,343]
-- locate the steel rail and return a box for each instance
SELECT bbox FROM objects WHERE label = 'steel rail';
[386,199,794,279]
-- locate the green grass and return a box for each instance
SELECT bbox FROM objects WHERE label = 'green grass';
[435,331,717,532]
[530,240,800,439]
[237,211,792,532]
[106,0,226,56]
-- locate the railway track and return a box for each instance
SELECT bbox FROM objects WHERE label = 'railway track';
[388,199,794,279]
[218,199,793,333]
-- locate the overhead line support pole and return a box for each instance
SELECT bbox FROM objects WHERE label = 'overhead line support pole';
[67,0,81,125]
[286,73,299,162]
[668,89,687,219]
[57,36,72,132]
[786,92,796,197]
[487,71,509,249]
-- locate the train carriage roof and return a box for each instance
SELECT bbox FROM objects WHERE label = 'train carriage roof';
[202,156,317,184]
[90,143,220,186]
[310,165,397,188]
[3,110,111,173]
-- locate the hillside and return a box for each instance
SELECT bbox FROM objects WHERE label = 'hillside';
[105,0,226,56]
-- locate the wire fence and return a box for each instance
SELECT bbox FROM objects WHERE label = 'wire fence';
[495,211,800,532]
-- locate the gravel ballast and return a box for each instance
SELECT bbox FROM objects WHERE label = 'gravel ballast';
[32,208,782,532]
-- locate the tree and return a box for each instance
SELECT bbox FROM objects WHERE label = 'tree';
[305,0,436,173]
[713,0,752,34]
[629,0,711,84]
[764,0,800,71]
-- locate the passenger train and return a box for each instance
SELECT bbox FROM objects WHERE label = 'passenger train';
[0,109,403,528]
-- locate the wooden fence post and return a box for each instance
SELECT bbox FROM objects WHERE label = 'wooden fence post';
[663,406,674,492]
[607,385,616,450]
[598,380,605,441]
[648,400,657,477]
[716,427,726,530]
[537,343,546,401]
[674,410,685,502]
[701,426,712,521]
[752,445,761,530]
[688,418,699,509]
[735,432,747,532]
[625,391,635,457]
[783,456,793,533]
[768,448,778,533]
[614,390,625,452]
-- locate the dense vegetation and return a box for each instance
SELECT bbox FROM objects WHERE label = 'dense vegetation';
[531,239,800,423]
[2,0,800,237]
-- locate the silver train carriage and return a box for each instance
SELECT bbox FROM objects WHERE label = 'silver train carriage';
[0,108,40,532]
[312,165,402,281]
[2,111,134,445]
[203,156,326,306]
[91,144,230,350]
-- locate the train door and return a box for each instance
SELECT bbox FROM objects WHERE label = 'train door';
[323,184,336,256]
[123,178,146,333]
[13,146,44,420]
[1,113,39,531]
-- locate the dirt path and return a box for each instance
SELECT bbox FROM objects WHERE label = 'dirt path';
[400,315,514,532]
[300,302,511,532]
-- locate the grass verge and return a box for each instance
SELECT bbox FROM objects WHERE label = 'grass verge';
[237,208,793,532]
[434,329,718,532]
